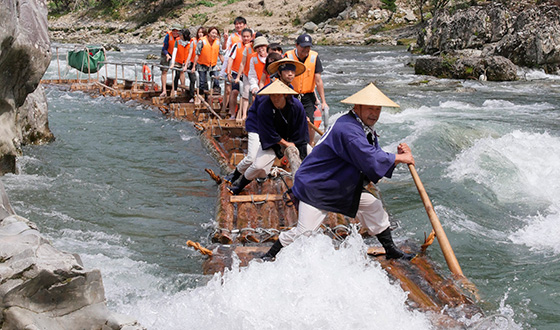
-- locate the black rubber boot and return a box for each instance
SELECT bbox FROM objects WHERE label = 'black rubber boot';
[223,168,241,185]
[261,240,283,261]
[227,175,252,195]
[376,228,415,260]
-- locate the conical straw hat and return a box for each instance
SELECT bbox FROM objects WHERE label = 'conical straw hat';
[266,58,306,76]
[340,83,400,108]
[257,79,298,95]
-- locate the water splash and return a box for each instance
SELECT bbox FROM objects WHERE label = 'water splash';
[120,234,433,330]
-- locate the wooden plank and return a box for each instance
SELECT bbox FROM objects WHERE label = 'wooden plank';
[230,194,283,203]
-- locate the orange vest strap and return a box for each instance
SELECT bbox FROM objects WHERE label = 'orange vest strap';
[286,49,317,94]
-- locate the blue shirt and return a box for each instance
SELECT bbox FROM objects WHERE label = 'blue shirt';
[257,96,309,151]
[292,112,396,217]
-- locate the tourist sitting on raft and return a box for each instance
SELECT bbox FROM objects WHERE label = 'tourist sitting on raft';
[262,83,417,261]
[223,51,284,186]
[227,67,308,195]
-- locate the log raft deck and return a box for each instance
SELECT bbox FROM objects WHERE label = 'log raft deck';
[41,74,482,326]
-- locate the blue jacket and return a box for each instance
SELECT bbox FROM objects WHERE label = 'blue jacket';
[292,112,396,217]
[257,96,309,156]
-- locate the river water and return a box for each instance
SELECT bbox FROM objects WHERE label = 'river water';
[3,43,560,329]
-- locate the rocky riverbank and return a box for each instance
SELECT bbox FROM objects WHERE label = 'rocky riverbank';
[1,0,143,328]
[415,2,560,80]
[0,182,144,330]
[47,0,420,46]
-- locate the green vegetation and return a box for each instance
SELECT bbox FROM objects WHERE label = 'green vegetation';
[397,38,417,46]
[380,0,397,12]
[441,54,458,71]
[194,0,215,7]
[292,14,301,26]
[190,12,208,25]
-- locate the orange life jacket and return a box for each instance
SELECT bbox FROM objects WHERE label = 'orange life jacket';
[285,49,318,94]
[228,33,242,50]
[231,42,251,73]
[188,38,197,63]
[198,37,220,67]
[175,39,190,64]
[243,46,255,76]
[249,53,266,82]
[165,31,179,56]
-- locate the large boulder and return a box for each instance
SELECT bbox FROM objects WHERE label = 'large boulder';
[417,3,560,74]
[0,182,144,329]
[415,55,518,81]
[306,0,361,24]
[0,0,54,175]
[494,5,560,73]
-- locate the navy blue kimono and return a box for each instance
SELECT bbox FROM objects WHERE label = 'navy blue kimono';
[257,96,309,159]
[245,94,265,133]
[292,111,396,217]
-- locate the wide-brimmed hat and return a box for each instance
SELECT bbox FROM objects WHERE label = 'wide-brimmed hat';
[266,58,305,76]
[257,79,298,95]
[340,83,400,108]
[253,36,269,49]
[170,24,182,31]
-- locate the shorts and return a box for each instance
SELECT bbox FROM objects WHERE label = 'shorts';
[160,54,170,71]
[231,72,240,91]
[299,93,317,121]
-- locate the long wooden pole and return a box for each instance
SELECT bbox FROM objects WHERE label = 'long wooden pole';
[408,164,464,278]
[56,47,61,82]
[196,94,222,120]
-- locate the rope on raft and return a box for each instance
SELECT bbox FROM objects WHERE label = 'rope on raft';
[186,240,213,256]
[421,229,436,253]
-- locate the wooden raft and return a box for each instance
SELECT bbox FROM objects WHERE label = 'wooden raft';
[41,77,483,326]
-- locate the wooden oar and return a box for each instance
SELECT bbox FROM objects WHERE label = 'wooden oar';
[408,164,480,300]
[196,94,223,120]
[307,118,324,136]
[407,164,464,278]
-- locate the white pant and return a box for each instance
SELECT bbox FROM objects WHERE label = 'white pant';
[244,147,277,181]
[279,192,390,247]
[241,74,250,99]
[236,132,260,174]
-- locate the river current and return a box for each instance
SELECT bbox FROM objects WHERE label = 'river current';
[3,43,560,329]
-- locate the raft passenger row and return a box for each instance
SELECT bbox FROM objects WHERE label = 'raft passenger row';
[41,18,483,327]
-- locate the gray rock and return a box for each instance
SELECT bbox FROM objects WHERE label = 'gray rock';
[417,3,560,73]
[0,0,53,174]
[414,55,517,81]
[403,10,417,22]
[0,181,145,330]
[303,21,318,32]
[307,0,359,23]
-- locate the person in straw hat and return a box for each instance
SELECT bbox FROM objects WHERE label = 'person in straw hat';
[224,57,305,186]
[227,78,309,195]
[262,83,416,261]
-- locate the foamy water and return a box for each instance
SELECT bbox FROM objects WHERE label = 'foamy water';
[447,131,560,254]
[112,233,434,330]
